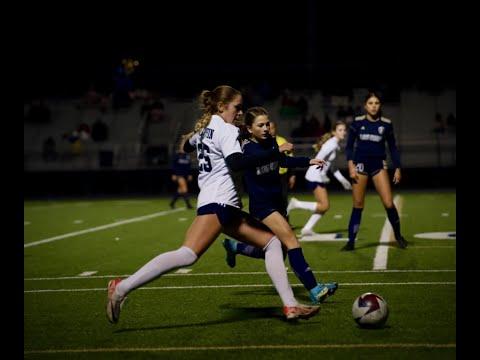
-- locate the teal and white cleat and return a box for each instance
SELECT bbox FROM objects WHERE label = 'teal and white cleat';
[309,282,338,304]
[222,238,237,268]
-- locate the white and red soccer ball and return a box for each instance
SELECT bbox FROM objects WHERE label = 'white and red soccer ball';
[352,292,389,328]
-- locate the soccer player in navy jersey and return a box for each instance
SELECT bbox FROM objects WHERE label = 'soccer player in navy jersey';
[223,107,338,305]
[169,139,193,209]
[342,92,407,251]
[106,86,320,323]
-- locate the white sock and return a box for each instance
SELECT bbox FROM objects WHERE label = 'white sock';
[294,200,317,212]
[303,214,322,232]
[263,236,297,307]
[116,246,197,298]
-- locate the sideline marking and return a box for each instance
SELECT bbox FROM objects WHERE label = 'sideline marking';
[24,208,185,248]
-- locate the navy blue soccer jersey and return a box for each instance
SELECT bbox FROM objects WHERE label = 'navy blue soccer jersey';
[243,136,310,212]
[172,152,192,176]
[345,115,401,169]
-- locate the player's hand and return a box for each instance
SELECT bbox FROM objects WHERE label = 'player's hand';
[187,175,193,182]
[310,159,326,169]
[342,180,352,190]
[393,168,401,185]
[171,175,177,182]
[349,169,359,184]
[288,175,296,189]
[279,142,294,153]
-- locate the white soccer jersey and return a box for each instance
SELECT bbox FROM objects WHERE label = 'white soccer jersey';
[305,136,339,183]
[189,115,242,208]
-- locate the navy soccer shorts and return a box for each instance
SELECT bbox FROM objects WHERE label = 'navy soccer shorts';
[354,159,387,177]
[306,180,327,191]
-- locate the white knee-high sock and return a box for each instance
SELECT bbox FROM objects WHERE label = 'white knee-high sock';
[294,200,317,212]
[263,236,297,307]
[116,246,197,298]
[303,214,322,231]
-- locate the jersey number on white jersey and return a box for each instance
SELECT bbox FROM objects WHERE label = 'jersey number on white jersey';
[197,143,212,173]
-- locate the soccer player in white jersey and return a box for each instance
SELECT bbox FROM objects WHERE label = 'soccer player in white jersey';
[287,121,352,236]
[106,85,320,323]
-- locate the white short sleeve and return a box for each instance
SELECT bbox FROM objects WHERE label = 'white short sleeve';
[219,124,241,158]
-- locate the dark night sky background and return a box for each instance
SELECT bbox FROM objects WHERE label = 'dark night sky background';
[24,3,455,99]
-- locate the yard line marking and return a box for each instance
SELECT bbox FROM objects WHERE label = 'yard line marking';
[24,281,456,293]
[23,208,185,248]
[73,220,84,224]
[175,269,192,274]
[373,195,402,270]
[24,343,456,354]
[24,269,456,281]
[78,271,98,277]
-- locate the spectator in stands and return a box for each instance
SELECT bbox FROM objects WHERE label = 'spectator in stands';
[42,136,58,162]
[112,64,134,110]
[91,118,109,142]
[446,113,456,132]
[433,113,446,134]
[146,100,165,123]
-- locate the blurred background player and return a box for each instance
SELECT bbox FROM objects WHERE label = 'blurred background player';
[343,92,407,251]
[106,85,320,324]
[222,106,338,305]
[287,121,352,236]
[269,121,296,221]
[170,138,193,209]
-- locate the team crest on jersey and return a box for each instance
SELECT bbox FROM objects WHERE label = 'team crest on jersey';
[361,126,365,130]
[378,126,385,135]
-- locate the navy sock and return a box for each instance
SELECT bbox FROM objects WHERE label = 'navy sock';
[386,206,402,240]
[182,193,192,208]
[236,243,265,259]
[287,247,317,290]
[348,207,363,244]
[171,192,180,205]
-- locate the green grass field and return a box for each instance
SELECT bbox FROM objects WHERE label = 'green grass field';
[24,190,456,359]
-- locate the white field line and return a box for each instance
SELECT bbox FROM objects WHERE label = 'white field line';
[24,343,456,354]
[24,269,456,281]
[24,208,185,248]
[24,281,456,293]
[373,195,403,270]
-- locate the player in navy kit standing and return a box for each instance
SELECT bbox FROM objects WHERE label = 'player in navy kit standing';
[106,86,320,323]
[170,139,193,209]
[343,92,407,251]
[223,107,338,305]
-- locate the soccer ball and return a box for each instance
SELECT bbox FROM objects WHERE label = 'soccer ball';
[352,292,389,328]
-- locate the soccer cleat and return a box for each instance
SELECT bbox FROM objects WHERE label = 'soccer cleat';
[341,242,355,251]
[309,282,338,304]
[283,304,320,320]
[106,278,126,324]
[222,238,237,268]
[395,236,408,249]
[286,198,298,216]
